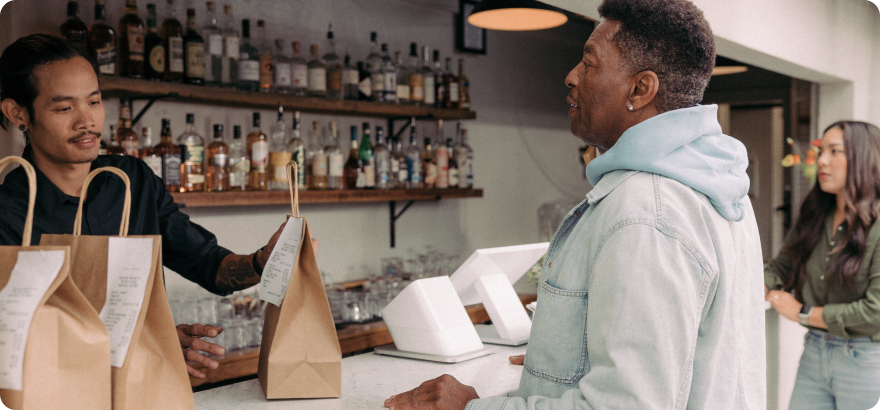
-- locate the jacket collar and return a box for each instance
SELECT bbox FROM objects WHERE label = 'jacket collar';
[585,170,639,205]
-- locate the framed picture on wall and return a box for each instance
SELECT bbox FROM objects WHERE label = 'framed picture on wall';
[457,0,487,54]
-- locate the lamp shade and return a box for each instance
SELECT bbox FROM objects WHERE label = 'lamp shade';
[467,0,568,31]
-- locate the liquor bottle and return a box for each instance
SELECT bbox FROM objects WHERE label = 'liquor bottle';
[183,8,205,85]
[421,46,436,107]
[446,138,459,188]
[143,4,164,80]
[391,136,407,189]
[326,121,344,190]
[237,19,260,91]
[220,5,239,86]
[380,44,397,104]
[228,125,249,191]
[342,52,359,100]
[246,112,268,191]
[155,118,181,192]
[87,0,117,76]
[177,113,205,192]
[394,51,409,105]
[309,121,328,190]
[434,120,449,188]
[272,39,293,93]
[405,124,422,189]
[343,125,361,189]
[458,58,470,110]
[374,126,390,189]
[366,32,382,102]
[323,26,343,100]
[161,0,184,82]
[268,105,291,190]
[206,124,230,192]
[116,99,139,155]
[454,126,474,188]
[359,122,375,189]
[306,44,326,97]
[421,137,437,188]
[408,43,424,105]
[118,0,145,78]
[140,126,163,178]
[290,42,308,96]
[433,50,444,108]
[61,1,88,54]
[202,2,223,86]
[256,20,273,92]
[444,57,459,109]
[106,125,127,155]
[357,61,372,101]
[287,111,306,189]
[99,125,108,155]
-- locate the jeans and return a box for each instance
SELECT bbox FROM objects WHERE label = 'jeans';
[788,329,880,410]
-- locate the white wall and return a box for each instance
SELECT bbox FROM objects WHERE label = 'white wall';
[0,0,593,293]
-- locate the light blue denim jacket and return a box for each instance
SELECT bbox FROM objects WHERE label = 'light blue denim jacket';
[467,105,767,410]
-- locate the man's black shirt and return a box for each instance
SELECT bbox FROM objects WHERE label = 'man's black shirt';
[0,147,233,295]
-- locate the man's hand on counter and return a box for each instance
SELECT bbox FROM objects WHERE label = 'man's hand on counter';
[508,355,525,365]
[384,374,479,410]
[176,324,226,379]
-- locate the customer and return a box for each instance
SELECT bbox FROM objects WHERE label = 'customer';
[765,121,880,410]
[383,0,766,409]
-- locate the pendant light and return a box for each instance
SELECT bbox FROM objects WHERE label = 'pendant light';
[467,0,568,31]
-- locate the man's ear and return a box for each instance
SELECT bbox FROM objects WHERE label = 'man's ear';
[1,98,30,130]
[627,71,659,112]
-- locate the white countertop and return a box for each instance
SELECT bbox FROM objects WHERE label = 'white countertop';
[194,344,527,410]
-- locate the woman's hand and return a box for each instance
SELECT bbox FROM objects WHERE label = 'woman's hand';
[766,290,801,323]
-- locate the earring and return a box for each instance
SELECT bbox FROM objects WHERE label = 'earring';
[18,124,26,131]
[627,105,634,111]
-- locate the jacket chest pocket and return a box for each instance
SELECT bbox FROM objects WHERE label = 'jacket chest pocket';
[524,280,589,386]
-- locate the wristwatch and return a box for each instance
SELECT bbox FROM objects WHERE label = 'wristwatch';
[799,304,814,326]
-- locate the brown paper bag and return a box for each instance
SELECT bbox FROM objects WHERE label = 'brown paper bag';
[258,162,342,399]
[40,167,194,410]
[0,157,111,410]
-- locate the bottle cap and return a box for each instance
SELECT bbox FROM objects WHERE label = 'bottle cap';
[162,118,171,128]
[381,43,388,52]
[206,2,215,11]
[257,19,265,28]
[370,32,377,42]
[410,42,418,57]
[233,125,242,138]
[224,4,232,14]
[252,112,260,127]
[187,8,195,16]
[213,124,223,134]
[186,113,195,124]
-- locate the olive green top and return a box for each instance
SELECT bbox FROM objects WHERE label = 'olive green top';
[765,214,880,340]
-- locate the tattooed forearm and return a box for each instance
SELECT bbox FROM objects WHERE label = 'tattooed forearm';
[215,254,261,293]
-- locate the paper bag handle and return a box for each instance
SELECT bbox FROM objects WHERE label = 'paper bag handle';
[0,156,37,246]
[73,166,132,236]
[286,161,300,217]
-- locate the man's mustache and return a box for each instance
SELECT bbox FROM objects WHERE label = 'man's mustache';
[68,131,101,143]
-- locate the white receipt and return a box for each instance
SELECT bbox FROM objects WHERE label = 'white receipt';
[259,218,305,307]
[0,250,65,390]
[101,237,153,368]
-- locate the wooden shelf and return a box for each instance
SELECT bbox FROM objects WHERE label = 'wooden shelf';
[99,75,477,120]
[171,188,483,208]
[189,294,537,389]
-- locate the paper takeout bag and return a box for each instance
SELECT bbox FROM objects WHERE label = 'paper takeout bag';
[258,162,342,399]
[40,167,194,410]
[0,157,111,410]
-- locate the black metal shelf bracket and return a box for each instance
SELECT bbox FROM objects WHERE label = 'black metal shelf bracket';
[388,117,414,143]
[389,200,415,248]
[130,92,180,126]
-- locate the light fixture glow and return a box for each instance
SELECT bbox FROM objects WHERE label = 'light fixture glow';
[712,66,749,76]
[467,0,568,31]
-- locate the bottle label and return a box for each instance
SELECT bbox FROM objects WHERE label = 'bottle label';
[449,83,460,103]
[311,153,328,177]
[466,153,474,186]
[274,62,292,86]
[259,54,273,87]
[213,153,228,167]
[307,68,326,91]
[371,73,384,92]
[292,64,308,87]
[424,76,436,104]
[410,74,424,101]
[268,151,293,183]
[224,37,239,59]
[383,72,397,93]
[327,71,342,91]
[358,77,372,97]
[162,153,181,185]
[148,44,165,73]
[292,148,306,186]
[229,172,244,187]
[448,168,459,187]
[96,45,117,74]
[437,83,446,105]
[167,37,184,73]
[230,158,250,185]
[99,148,108,155]
[185,42,205,78]
[328,153,343,177]
[390,157,400,173]
[121,141,138,156]
[344,69,359,86]
[143,156,163,178]
[182,143,204,165]
[127,26,145,60]
[238,60,260,81]
[355,169,365,188]
[363,164,375,187]
[396,84,410,101]
[425,163,438,185]
[187,174,205,184]
[208,34,223,55]
[406,156,421,183]
[397,162,408,185]
[436,149,449,188]
[250,140,268,169]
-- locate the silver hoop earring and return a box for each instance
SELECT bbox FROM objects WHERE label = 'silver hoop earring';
[627,105,634,111]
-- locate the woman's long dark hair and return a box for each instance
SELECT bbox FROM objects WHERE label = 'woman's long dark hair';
[783,121,880,295]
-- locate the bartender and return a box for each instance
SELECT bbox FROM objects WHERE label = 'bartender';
[0,34,301,379]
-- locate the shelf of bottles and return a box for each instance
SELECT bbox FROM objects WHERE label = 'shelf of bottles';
[170,187,483,208]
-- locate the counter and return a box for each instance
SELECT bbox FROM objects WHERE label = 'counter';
[194,344,527,410]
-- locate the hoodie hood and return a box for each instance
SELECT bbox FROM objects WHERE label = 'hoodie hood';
[585,104,749,222]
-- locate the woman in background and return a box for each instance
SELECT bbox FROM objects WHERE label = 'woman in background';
[765,120,880,409]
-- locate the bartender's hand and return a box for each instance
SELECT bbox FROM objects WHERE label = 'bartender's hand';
[766,290,801,323]
[256,223,320,268]
[176,324,226,379]
[384,374,479,410]
[509,355,525,365]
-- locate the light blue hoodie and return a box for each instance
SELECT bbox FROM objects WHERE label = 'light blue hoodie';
[585,104,749,221]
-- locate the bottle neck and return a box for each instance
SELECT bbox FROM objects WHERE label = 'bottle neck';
[161,131,172,142]
[95,3,107,21]
[187,15,197,32]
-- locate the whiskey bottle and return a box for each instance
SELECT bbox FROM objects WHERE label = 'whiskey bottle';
[405,124,422,189]
[177,113,205,192]
[237,19,260,91]
[272,39,293,94]
[394,51,409,105]
[287,111,307,189]
[290,41,308,96]
[366,32,382,102]
[443,57,459,109]
[357,61,372,101]
[256,20,273,92]
[359,122,375,188]
[140,126,163,178]
[228,125,249,191]
[421,137,437,188]
[183,8,205,85]
[446,138,459,188]
[380,44,397,103]
[161,0,184,82]
[433,50,444,108]
[268,105,292,190]
[60,1,88,53]
[408,43,424,105]
[326,121,344,190]
[309,121,328,190]
[246,112,269,191]
[202,2,223,86]
[116,99,139,155]
[206,124,230,192]
[421,46,436,107]
[454,126,474,188]
[391,136,407,189]
[374,126,390,189]
[434,120,449,189]
[342,52,359,100]
[306,44,327,97]
[343,125,361,189]
[87,0,117,75]
[323,24,343,100]
[155,118,181,192]
[143,4,164,80]
[220,5,239,86]
[106,125,127,155]
[458,58,470,110]
[118,0,145,78]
